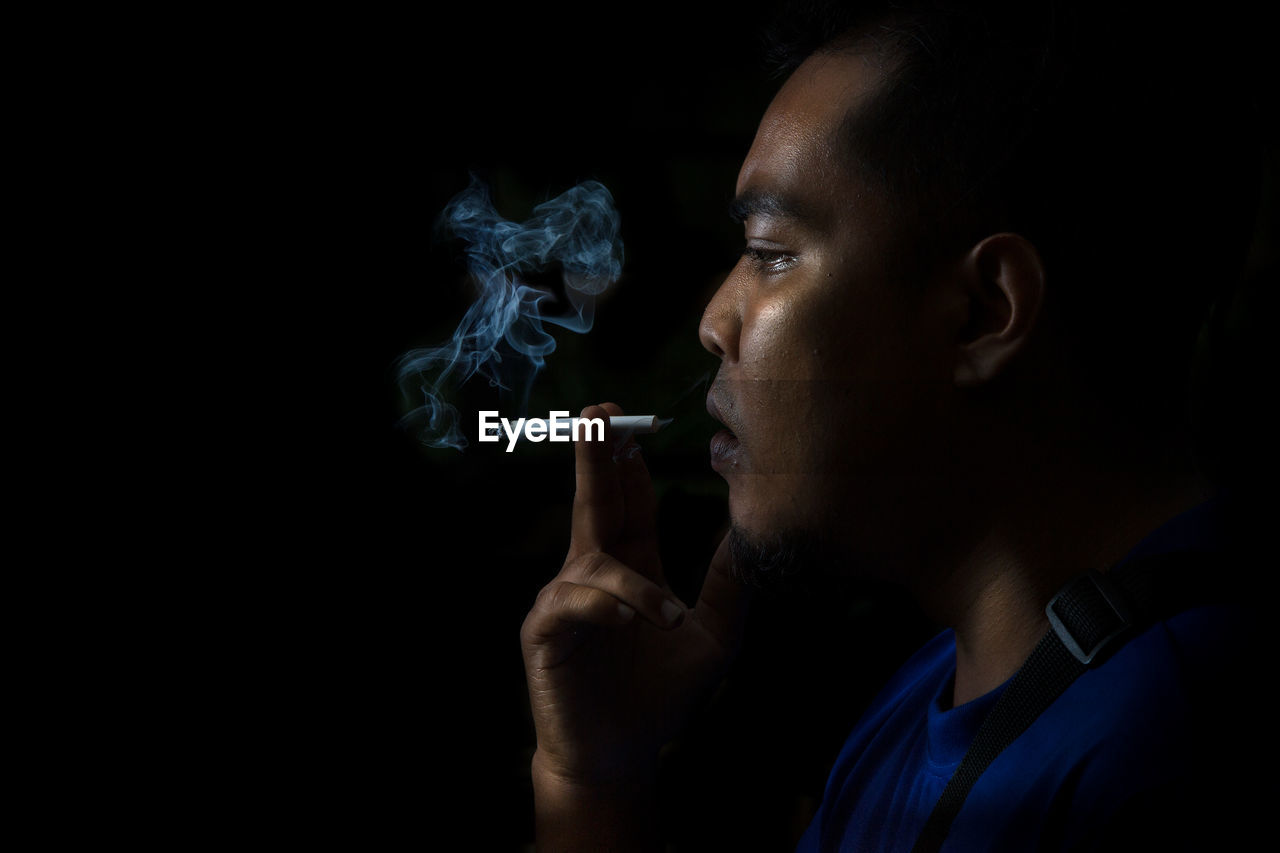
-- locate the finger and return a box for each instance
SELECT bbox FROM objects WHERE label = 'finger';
[614,439,657,539]
[597,403,661,568]
[563,551,686,630]
[615,448,665,583]
[521,580,639,667]
[694,532,751,652]
[599,401,639,462]
[523,579,639,645]
[570,404,621,555]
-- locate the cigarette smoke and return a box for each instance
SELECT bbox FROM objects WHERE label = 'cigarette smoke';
[398,176,624,449]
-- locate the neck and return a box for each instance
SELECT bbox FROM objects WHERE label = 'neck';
[912,424,1211,708]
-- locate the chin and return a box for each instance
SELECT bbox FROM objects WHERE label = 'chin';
[727,492,908,590]
[727,524,824,591]
[727,474,815,529]
[724,489,840,592]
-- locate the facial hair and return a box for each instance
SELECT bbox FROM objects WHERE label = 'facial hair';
[727,524,836,593]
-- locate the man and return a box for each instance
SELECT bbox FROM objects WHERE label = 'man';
[520,1,1266,849]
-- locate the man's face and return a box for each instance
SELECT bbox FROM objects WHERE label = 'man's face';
[701,51,958,579]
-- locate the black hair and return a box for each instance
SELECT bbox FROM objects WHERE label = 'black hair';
[764,0,1263,433]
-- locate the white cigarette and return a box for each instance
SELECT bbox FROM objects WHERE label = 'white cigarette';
[595,416,672,434]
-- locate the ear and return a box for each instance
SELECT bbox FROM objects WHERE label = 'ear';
[952,233,1046,388]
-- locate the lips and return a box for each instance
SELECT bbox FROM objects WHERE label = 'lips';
[706,390,742,472]
[709,428,741,471]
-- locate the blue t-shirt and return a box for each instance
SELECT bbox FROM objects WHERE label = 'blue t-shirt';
[796,492,1260,851]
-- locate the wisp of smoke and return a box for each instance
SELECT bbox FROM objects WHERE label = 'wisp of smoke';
[398,176,624,449]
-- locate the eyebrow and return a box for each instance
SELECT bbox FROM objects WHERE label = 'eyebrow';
[728,189,813,225]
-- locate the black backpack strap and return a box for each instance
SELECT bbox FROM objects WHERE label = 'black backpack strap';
[910,549,1218,853]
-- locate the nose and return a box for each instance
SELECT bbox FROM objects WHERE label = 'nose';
[699,271,742,362]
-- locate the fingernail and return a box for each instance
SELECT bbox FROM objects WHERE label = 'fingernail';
[661,599,684,626]
[617,603,636,621]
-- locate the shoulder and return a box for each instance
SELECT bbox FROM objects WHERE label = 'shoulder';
[1043,600,1262,768]
[1027,602,1266,849]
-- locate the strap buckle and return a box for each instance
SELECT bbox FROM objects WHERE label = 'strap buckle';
[1045,569,1135,665]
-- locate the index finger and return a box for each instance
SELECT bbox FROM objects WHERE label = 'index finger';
[569,403,622,555]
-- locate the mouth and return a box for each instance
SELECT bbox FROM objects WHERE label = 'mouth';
[706,392,742,473]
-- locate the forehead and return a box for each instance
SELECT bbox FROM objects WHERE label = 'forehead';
[736,51,886,212]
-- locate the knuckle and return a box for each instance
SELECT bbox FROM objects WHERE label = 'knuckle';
[520,605,555,651]
[574,551,612,582]
[546,580,577,610]
[534,580,569,612]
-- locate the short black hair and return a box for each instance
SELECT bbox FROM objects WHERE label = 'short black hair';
[765,0,1263,432]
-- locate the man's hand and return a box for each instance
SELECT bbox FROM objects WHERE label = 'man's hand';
[520,403,749,848]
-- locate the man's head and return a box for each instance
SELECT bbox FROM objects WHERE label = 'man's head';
[701,1,1261,588]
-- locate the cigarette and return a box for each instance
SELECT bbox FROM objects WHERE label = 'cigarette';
[595,416,672,434]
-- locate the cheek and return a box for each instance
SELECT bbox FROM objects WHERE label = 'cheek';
[739,280,844,381]
[734,276,867,470]
[736,298,821,441]
[739,299,798,379]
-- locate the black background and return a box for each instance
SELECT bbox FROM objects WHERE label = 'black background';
[212,4,1278,848]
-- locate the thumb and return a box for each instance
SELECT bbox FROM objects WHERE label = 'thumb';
[694,532,750,653]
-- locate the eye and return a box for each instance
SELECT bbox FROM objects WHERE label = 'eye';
[742,246,798,274]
